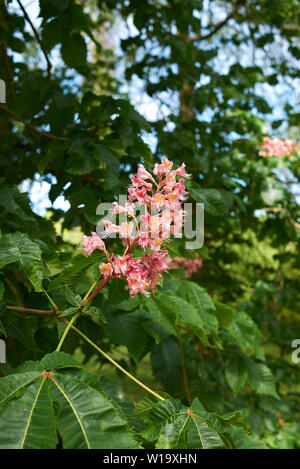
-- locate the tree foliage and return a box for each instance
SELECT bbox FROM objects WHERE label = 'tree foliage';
[0,0,299,449]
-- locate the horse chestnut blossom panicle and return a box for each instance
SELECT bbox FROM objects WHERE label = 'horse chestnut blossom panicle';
[81,158,191,296]
[259,137,299,158]
[170,254,203,278]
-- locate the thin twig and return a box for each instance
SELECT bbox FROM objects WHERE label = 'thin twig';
[6,305,53,316]
[188,5,239,43]
[0,104,68,141]
[16,0,52,81]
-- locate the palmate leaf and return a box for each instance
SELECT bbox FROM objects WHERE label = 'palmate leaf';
[0,377,58,449]
[143,399,225,449]
[0,352,139,449]
[142,398,263,449]
[49,374,138,449]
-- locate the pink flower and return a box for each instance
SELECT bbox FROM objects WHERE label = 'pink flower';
[82,232,106,257]
[170,254,203,278]
[128,186,148,203]
[137,164,155,181]
[113,254,131,275]
[175,163,191,178]
[259,137,298,158]
[102,220,120,238]
[153,157,173,176]
[119,221,134,238]
[138,231,149,250]
[99,262,113,277]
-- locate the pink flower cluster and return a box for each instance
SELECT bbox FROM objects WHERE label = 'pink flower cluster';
[170,254,203,278]
[259,137,298,158]
[99,250,171,296]
[81,158,191,296]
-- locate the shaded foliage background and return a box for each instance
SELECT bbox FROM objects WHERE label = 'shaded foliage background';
[0,0,299,449]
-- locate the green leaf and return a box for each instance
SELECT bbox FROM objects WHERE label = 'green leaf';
[82,305,107,325]
[41,351,83,371]
[188,182,224,215]
[0,374,58,449]
[225,427,267,449]
[108,278,129,305]
[229,311,264,359]
[39,0,70,19]
[0,232,43,291]
[151,338,183,394]
[0,366,139,448]
[185,282,219,335]
[0,319,5,336]
[106,312,148,362]
[49,373,139,449]
[225,355,248,395]
[0,371,41,408]
[61,33,87,69]
[59,306,78,318]
[214,301,234,329]
[143,399,226,449]
[65,286,82,307]
[0,186,33,220]
[246,358,279,398]
[185,413,225,449]
[48,253,104,291]
[141,296,176,343]
[0,315,39,351]
[161,294,210,346]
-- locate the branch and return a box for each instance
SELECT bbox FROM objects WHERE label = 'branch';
[6,305,53,317]
[82,276,112,305]
[4,278,24,307]
[188,5,239,43]
[0,104,68,141]
[16,0,52,81]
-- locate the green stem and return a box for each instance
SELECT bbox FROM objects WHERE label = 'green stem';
[56,277,109,352]
[83,276,111,305]
[56,312,79,351]
[70,322,165,401]
[41,287,58,314]
[83,279,99,302]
